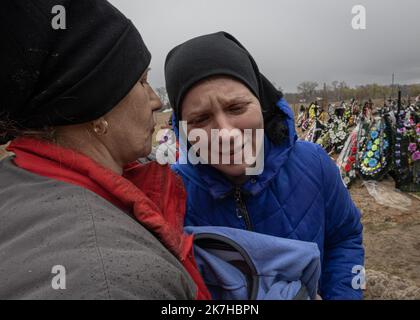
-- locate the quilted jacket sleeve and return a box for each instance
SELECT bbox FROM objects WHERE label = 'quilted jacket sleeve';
[316,145,365,300]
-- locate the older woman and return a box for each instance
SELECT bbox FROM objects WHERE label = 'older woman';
[0,0,209,300]
[165,32,364,300]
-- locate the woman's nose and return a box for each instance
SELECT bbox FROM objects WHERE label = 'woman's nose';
[149,87,163,111]
[215,114,235,131]
[215,115,241,143]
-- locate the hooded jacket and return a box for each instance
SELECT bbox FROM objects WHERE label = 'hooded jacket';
[172,98,365,300]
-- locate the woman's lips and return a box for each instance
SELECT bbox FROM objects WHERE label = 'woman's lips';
[219,144,244,156]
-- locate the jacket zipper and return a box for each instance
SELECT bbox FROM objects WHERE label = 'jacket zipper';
[234,186,253,231]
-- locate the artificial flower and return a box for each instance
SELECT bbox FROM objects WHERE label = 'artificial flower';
[369,158,378,167]
[408,143,417,153]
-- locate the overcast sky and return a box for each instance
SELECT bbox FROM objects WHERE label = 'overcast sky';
[109,0,420,93]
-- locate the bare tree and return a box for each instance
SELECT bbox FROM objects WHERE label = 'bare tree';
[331,81,339,100]
[338,81,348,101]
[297,81,318,102]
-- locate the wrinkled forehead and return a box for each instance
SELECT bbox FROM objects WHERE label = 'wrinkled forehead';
[182,75,258,107]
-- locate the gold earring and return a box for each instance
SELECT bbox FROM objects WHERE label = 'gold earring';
[101,120,109,134]
[93,119,109,135]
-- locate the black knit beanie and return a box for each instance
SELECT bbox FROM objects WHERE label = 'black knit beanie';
[164,31,288,145]
[0,0,150,143]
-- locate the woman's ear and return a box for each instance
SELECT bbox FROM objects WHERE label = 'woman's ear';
[91,117,109,136]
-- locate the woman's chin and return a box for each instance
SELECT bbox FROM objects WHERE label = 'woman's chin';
[141,145,152,158]
[212,163,247,179]
[133,142,152,161]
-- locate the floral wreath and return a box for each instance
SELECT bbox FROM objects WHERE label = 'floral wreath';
[393,107,420,191]
[326,115,348,153]
[357,115,392,180]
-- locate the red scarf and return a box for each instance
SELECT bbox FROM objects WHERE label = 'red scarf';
[7,137,211,300]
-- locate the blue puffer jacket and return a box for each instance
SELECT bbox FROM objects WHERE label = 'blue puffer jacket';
[172,98,364,300]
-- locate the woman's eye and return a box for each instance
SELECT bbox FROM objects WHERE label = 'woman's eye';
[228,104,246,113]
[139,68,151,86]
[139,74,150,86]
[139,78,148,86]
[190,116,209,125]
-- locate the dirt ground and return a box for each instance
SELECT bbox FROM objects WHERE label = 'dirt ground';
[350,178,420,299]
